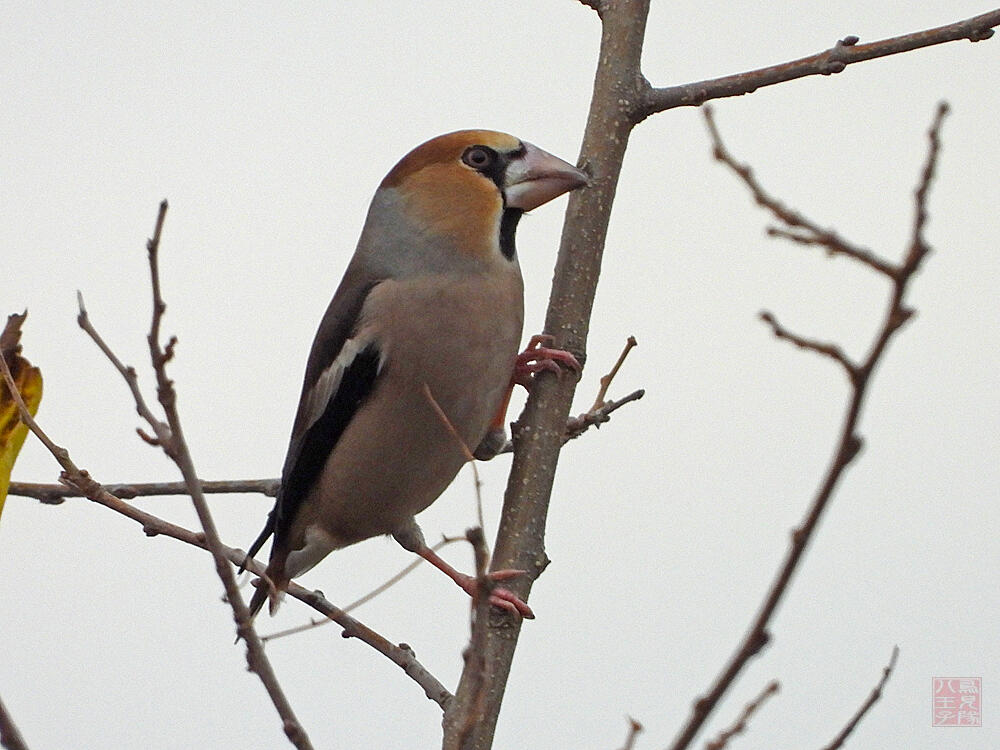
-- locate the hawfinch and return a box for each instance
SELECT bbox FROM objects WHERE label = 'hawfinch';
[245,130,588,620]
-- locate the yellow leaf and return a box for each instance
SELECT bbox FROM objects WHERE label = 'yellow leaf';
[1,311,43,525]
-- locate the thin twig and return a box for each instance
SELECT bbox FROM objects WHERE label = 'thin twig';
[591,336,637,412]
[9,346,644,504]
[0,357,63,464]
[563,388,645,443]
[422,383,486,535]
[668,105,948,750]
[821,647,900,750]
[0,695,30,750]
[704,681,779,750]
[261,535,462,642]
[8,478,279,503]
[448,527,494,750]
[7,380,643,502]
[703,107,898,279]
[617,716,643,750]
[758,312,859,383]
[907,104,949,272]
[641,10,999,116]
[0,364,452,706]
[130,201,314,748]
[76,291,169,442]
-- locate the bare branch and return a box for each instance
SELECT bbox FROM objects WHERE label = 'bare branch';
[563,388,645,443]
[821,647,899,750]
[641,11,999,116]
[5,313,312,748]
[0,695,30,750]
[79,202,319,747]
[446,3,960,746]
[591,335,637,412]
[446,527,495,750]
[494,336,645,455]
[76,291,170,439]
[8,380,645,503]
[0,366,452,707]
[758,311,859,382]
[262,535,462,642]
[8,477,279,504]
[466,387,645,455]
[703,107,898,279]
[617,717,643,750]
[445,3,651,745]
[907,103,949,272]
[423,383,485,531]
[667,105,947,750]
[704,681,779,750]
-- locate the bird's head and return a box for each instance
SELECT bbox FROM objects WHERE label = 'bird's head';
[361,130,588,272]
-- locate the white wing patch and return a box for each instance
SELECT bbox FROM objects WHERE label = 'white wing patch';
[299,335,377,436]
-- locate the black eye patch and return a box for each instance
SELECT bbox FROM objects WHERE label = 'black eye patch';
[461,144,509,187]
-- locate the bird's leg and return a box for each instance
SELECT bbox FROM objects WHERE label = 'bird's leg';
[416,545,535,619]
[513,333,582,387]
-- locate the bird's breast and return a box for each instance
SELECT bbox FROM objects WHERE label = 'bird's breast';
[297,267,524,545]
[362,267,525,430]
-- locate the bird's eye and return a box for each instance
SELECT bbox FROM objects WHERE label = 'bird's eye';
[462,146,496,171]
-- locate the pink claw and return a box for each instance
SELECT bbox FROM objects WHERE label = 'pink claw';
[455,571,535,619]
[514,334,582,387]
[418,546,535,619]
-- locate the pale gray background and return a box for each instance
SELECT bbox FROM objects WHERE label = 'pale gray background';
[2,2,997,748]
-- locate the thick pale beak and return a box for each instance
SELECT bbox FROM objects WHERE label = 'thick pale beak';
[503,142,589,212]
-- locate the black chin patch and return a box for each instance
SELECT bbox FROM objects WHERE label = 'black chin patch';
[499,208,523,261]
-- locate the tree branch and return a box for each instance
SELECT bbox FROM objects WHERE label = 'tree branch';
[8,477,279,503]
[444,527,495,750]
[0,354,452,708]
[758,311,858,383]
[617,717,643,750]
[9,380,643,504]
[821,647,899,750]
[704,681,779,750]
[666,103,947,750]
[443,3,652,747]
[262,535,462,642]
[639,10,999,117]
[88,202,314,749]
[445,1,962,745]
[0,696,29,750]
[702,107,898,279]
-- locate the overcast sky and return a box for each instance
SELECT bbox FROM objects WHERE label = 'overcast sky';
[3,2,997,748]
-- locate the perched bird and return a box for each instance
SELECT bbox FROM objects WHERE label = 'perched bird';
[245,130,587,619]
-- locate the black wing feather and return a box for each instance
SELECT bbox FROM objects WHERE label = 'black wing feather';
[243,271,380,567]
[273,344,381,539]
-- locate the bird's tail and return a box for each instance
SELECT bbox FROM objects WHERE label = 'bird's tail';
[240,509,276,574]
[248,581,269,620]
[246,563,286,620]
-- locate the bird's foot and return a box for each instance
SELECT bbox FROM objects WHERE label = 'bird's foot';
[513,334,582,388]
[418,545,535,619]
[455,569,535,619]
